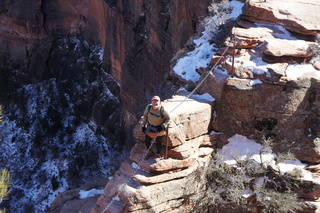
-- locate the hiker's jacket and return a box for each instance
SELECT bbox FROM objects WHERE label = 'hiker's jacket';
[142,104,170,127]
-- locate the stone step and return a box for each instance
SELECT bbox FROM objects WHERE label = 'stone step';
[133,161,199,185]
[92,94,215,212]
[133,95,214,146]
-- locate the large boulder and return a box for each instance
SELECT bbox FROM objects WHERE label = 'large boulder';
[213,76,320,163]
[133,95,214,146]
[242,0,320,36]
[91,94,216,212]
[262,38,314,58]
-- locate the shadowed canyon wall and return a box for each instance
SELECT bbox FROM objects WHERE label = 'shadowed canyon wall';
[99,0,211,134]
[0,0,210,137]
[0,0,211,211]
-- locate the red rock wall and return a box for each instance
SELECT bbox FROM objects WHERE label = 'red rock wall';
[99,0,211,132]
[0,0,210,137]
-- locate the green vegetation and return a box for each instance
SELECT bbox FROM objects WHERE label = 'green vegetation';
[0,106,10,213]
[0,105,2,122]
[0,168,10,213]
[206,138,307,213]
[309,34,320,65]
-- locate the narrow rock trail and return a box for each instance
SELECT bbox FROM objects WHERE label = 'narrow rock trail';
[91,94,216,213]
[90,0,320,212]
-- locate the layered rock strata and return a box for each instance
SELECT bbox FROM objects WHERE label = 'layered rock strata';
[198,0,320,164]
[91,95,216,212]
[0,0,211,136]
[242,0,320,36]
[0,0,212,211]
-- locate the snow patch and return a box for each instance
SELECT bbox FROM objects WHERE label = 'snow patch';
[250,79,263,86]
[132,162,140,169]
[79,188,104,199]
[217,134,312,181]
[173,0,244,83]
[191,93,215,102]
[286,64,320,80]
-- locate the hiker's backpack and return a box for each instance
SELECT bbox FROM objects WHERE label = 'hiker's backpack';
[147,104,165,118]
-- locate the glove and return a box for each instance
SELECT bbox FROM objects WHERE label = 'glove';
[160,124,166,131]
[142,126,147,133]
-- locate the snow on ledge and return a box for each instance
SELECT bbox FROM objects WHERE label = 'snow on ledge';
[286,64,320,81]
[191,93,215,102]
[79,188,104,199]
[217,134,313,181]
[172,0,244,83]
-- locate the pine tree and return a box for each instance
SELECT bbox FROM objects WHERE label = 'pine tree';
[0,105,2,123]
[0,168,10,213]
[0,105,10,213]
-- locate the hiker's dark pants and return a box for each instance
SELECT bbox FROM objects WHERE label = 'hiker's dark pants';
[145,135,164,155]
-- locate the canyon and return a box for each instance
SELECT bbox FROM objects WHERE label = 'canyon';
[0,0,320,212]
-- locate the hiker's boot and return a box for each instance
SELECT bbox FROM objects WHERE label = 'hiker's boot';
[154,154,163,162]
[144,150,154,160]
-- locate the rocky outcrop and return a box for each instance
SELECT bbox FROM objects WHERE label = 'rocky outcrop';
[91,94,216,212]
[0,0,211,134]
[89,0,320,211]
[201,0,320,164]
[214,77,320,163]
[0,0,212,212]
[242,0,320,36]
[91,93,320,213]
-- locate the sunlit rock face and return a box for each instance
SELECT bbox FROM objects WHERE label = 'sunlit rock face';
[202,0,320,164]
[242,0,320,36]
[100,0,211,131]
[92,95,216,213]
[214,77,320,163]
[0,0,210,212]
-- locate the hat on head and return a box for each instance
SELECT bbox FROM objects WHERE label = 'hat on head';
[151,95,160,101]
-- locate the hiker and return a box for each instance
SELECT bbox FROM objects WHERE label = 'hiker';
[142,95,170,160]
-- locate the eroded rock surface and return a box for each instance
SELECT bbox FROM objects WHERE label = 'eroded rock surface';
[242,0,320,36]
[91,95,216,213]
[201,1,320,160]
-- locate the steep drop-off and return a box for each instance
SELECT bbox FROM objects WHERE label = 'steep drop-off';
[0,0,210,212]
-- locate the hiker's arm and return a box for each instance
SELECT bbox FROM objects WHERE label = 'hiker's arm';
[162,109,171,126]
[142,106,149,127]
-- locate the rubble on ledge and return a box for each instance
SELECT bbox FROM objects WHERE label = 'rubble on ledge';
[91,95,217,213]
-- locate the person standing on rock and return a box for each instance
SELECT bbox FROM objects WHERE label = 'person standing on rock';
[142,95,170,160]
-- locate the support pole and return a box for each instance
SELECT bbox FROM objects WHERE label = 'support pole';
[231,35,236,78]
[165,124,169,159]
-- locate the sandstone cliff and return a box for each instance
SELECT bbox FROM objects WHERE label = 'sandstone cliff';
[92,94,216,213]
[208,0,320,163]
[1,0,320,212]
[89,0,320,212]
[0,0,211,212]
[0,0,210,134]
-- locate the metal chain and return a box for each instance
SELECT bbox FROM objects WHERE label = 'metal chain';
[169,15,240,113]
[100,13,239,213]
[169,36,234,114]
[100,37,233,212]
[100,35,236,212]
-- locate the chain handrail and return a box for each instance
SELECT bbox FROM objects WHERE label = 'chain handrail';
[100,37,234,212]
[169,39,233,114]
[100,11,239,213]
[100,35,235,212]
